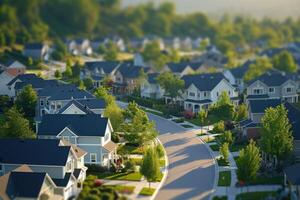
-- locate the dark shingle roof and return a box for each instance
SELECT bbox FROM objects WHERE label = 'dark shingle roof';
[14,79,60,90]
[24,43,45,50]
[230,60,253,78]
[284,163,300,185]
[182,73,226,91]
[85,61,120,74]
[239,119,253,127]
[246,94,270,99]
[7,172,46,198]
[284,102,300,140]
[148,73,159,84]
[249,99,282,113]
[58,100,93,114]
[0,139,70,166]
[117,62,147,78]
[248,70,294,86]
[38,114,109,137]
[167,62,193,73]
[58,98,105,114]
[52,173,72,187]
[7,74,40,86]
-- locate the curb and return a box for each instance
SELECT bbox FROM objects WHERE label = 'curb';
[195,133,219,200]
[151,138,169,200]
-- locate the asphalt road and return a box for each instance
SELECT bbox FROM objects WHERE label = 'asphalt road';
[147,113,216,200]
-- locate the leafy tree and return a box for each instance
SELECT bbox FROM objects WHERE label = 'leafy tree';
[157,72,184,103]
[209,92,235,120]
[104,104,124,131]
[79,80,86,90]
[54,70,61,79]
[272,51,297,72]
[168,49,180,63]
[199,38,210,51]
[83,77,94,90]
[0,106,35,139]
[198,110,208,134]
[234,104,248,122]
[15,85,37,118]
[213,121,225,133]
[94,86,115,105]
[219,142,229,163]
[140,147,160,188]
[244,57,272,82]
[237,140,261,183]
[260,105,293,163]
[72,62,83,79]
[62,65,73,79]
[221,131,234,146]
[156,144,164,159]
[103,41,118,61]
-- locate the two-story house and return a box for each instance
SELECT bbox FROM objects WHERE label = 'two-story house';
[164,62,195,77]
[246,71,299,103]
[65,39,92,56]
[163,37,181,50]
[140,73,165,99]
[181,73,238,113]
[80,61,121,88]
[37,114,116,168]
[0,139,87,200]
[0,165,63,200]
[23,43,50,61]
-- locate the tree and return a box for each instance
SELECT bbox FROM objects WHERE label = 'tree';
[140,147,160,188]
[199,38,210,51]
[221,131,234,146]
[104,103,124,131]
[0,106,35,139]
[237,140,261,183]
[83,77,94,90]
[54,70,61,79]
[260,105,293,164]
[168,49,180,63]
[79,80,86,90]
[213,121,225,133]
[272,51,297,72]
[209,92,235,120]
[244,57,272,82]
[15,85,37,118]
[219,142,229,163]
[94,86,115,105]
[156,144,164,159]
[198,110,208,134]
[234,104,248,122]
[103,41,118,61]
[63,65,73,79]
[157,72,184,103]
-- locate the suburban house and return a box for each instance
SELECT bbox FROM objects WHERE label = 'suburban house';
[0,165,64,200]
[65,39,92,56]
[163,37,181,50]
[284,163,300,199]
[193,51,227,68]
[180,73,238,113]
[238,99,300,158]
[36,84,95,119]
[0,139,87,200]
[23,43,50,61]
[80,61,121,88]
[140,73,164,99]
[223,60,253,93]
[0,60,26,77]
[130,37,150,50]
[113,62,150,95]
[180,37,192,50]
[164,62,195,77]
[6,74,60,97]
[37,114,117,168]
[245,71,299,103]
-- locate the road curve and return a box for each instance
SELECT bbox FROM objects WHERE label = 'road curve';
[147,113,215,200]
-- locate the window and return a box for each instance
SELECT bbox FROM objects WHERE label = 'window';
[253,89,262,94]
[105,133,110,142]
[90,154,97,163]
[217,92,219,96]
[57,104,62,109]
[189,92,195,97]
[66,161,72,171]
[269,88,275,93]
[62,136,69,142]
[204,92,207,97]
[228,91,231,95]
[40,100,44,106]
[286,87,292,93]
[0,164,2,171]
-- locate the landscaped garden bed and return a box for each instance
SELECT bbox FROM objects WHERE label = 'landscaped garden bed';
[103,185,136,194]
[217,158,230,166]
[212,196,228,200]
[117,144,145,155]
[92,171,143,181]
[139,187,156,196]
[172,118,185,123]
[235,191,277,200]
[209,144,220,151]
[218,171,231,186]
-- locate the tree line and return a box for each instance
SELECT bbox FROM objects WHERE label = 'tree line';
[1,0,300,56]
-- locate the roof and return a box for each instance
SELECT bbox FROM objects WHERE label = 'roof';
[5,60,26,69]
[117,62,148,79]
[73,169,82,179]
[166,62,193,73]
[249,99,282,113]
[58,100,94,114]
[7,74,41,86]
[147,73,159,84]
[0,139,70,166]
[38,84,94,100]
[77,98,106,110]
[60,140,86,158]
[284,163,300,185]
[239,119,253,127]
[248,70,295,86]
[182,73,226,91]
[38,114,109,137]
[85,61,120,74]
[6,171,46,198]
[103,141,117,152]
[14,79,60,91]
[246,94,270,99]
[24,43,46,50]
[284,102,300,140]
[52,173,72,187]
[185,99,212,104]
[229,60,253,78]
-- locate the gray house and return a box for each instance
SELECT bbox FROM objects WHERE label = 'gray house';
[0,139,87,200]
[246,71,299,103]
[37,114,116,168]
[23,43,50,61]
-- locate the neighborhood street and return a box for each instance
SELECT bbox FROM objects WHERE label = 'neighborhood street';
[147,113,216,200]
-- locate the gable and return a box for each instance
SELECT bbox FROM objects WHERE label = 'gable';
[248,80,268,89]
[212,79,234,93]
[8,61,26,69]
[61,104,87,115]
[57,127,78,137]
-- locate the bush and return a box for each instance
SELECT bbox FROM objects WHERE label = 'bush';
[183,110,195,119]
[156,144,164,158]
[86,164,107,173]
[127,96,164,108]
[213,121,225,133]
[111,132,120,143]
[221,131,234,145]
[124,159,135,172]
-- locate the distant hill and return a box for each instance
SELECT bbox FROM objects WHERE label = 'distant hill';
[122,0,300,19]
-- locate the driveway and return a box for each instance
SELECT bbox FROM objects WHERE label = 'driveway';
[147,113,216,200]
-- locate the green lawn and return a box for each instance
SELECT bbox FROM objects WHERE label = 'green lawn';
[209,144,220,151]
[117,144,144,155]
[93,171,142,181]
[248,175,283,185]
[172,118,185,123]
[130,158,166,167]
[213,196,228,200]
[217,158,230,166]
[104,185,135,194]
[186,114,221,126]
[181,124,194,128]
[218,171,231,186]
[139,187,156,196]
[236,192,277,200]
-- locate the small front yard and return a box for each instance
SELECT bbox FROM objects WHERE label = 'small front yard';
[235,191,277,200]
[104,185,136,194]
[92,171,143,181]
[181,124,194,128]
[248,175,283,185]
[117,144,144,155]
[230,142,248,152]
[218,171,231,186]
[130,158,166,167]
[209,144,220,151]
[139,187,156,196]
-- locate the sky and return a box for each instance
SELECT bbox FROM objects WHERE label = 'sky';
[122,0,300,19]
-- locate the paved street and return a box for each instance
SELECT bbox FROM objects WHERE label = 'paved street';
[147,113,216,200]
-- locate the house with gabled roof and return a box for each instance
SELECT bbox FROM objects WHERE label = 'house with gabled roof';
[0,60,26,77]
[0,139,87,199]
[23,43,50,61]
[140,73,165,99]
[57,99,105,116]
[37,114,117,168]
[165,62,195,77]
[64,39,92,56]
[180,73,238,113]
[246,70,299,103]
[0,165,63,200]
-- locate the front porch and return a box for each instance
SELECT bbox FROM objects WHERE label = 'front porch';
[184,99,212,113]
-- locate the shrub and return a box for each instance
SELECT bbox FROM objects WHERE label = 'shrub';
[221,131,234,145]
[183,110,195,119]
[111,132,120,143]
[213,121,225,133]
[156,144,165,158]
[86,164,107,173]
[124,159,135,172]
[220,143,229,163]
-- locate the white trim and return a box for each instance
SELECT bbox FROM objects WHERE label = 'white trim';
[57,127,78,137]
[90,153,97,163]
